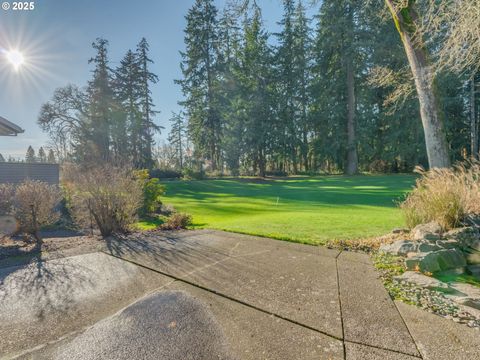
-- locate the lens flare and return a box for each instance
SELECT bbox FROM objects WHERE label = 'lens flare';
[6,50,24,70]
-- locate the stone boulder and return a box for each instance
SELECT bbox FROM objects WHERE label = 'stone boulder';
[394,271,450,291]
[443,227,480,265]
[444,227,480,244]
[446,282,480,310]
[467,265,480,278]
[405,249,467,273]
[412,222,442,241]
[379,240,418,257]
[417,242,442,252]
[436,239,460,249]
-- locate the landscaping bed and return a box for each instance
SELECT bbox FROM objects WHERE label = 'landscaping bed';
[374,222,480,329]
[0,231,103,267]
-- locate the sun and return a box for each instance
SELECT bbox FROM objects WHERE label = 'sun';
[6,50,25,71]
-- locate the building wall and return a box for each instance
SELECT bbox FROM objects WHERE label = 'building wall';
[0,163,59,185]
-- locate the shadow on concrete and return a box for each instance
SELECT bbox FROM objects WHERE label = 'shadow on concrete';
[0,249,94,321]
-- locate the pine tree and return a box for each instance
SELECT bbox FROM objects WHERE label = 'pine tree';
[310,0,360,174]
[86,38,114,162]
[177,0,222,170]
[38,147,47,162]
[47,149,56,163]
[168,112,187,169]
[114,49,142,164]
[217,6,243,175]
[237,7,273,177]
[292,1,312,171]
[275,0,298,173]
[136,38,161,169]
[26,146,36,163]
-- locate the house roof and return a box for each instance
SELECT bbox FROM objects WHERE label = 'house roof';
[0,116,24,136]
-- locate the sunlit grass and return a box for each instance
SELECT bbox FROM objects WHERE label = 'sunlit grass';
[162,175,415,245]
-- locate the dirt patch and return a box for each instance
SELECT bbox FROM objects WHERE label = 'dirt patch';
[325,230,412,253]
[0,231,104,268]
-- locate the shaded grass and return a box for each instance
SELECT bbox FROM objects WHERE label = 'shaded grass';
[162,175,415,245]
[435,273,480,288]
[136,216,164,231]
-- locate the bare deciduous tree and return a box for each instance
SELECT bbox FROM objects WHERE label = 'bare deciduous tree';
[384,0,451,168]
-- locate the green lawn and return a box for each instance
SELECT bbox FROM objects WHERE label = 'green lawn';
[162,175,416,245]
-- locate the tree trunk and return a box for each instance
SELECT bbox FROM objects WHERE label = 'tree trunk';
[385,0,450,168]
[345,60,358,175]
[258,151,266,178]
[471,75,479,159]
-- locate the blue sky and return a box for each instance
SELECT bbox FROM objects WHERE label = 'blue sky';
[0,0,318,158]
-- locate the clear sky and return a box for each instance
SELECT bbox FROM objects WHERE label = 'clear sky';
[0,0,318,159]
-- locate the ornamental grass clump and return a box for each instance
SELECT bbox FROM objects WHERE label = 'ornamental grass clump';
[401,161,480,230]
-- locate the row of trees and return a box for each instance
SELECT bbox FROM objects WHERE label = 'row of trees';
[38,38,161,168]
[172,0,479,175]
[25,146,56,163]
[0,146,56,163]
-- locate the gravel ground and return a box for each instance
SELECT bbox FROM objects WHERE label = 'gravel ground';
[373,252,480,329]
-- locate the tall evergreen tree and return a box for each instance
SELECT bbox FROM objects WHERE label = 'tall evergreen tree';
[237,7,273,177]
[136,38,161,168]
[114,49,142,164]
[217,6,243,174]
[292,0,312,171]
[177,0,222,170]
[168,112,187,169]
[275,0,298,172]
[311,0,360,174]
[47,149,56,163]
[38,147,47,162]
[86,38,114,162]
[25,146,36,163]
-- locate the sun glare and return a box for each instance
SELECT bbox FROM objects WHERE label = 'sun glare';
[6,50,24,70]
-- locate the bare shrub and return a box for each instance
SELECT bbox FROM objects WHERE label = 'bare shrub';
[160,204,176,216]
[0,184,14,215]
[401,161,480,230]
[67,165,143,237]
[12,180,61,239]
[160,213,192,230]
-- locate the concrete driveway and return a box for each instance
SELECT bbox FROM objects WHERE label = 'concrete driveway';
[0,230,479,359]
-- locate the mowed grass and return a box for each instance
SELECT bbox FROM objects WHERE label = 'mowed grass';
[162,175,416,245]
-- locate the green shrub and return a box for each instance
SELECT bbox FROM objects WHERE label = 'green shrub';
[136,169,166,215]
[265,170,288,177]
[401,161,480,230]
[182,167,204,180]
[160,212,192,230]
[149,168,182,179]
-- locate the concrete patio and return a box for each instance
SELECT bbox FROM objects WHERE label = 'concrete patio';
[1,230,479,359]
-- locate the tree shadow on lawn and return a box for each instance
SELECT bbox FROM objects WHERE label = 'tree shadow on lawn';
[166,176,415,208]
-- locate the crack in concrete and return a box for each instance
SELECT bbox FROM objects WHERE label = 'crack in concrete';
[335,251,347,359]
[104,251,425,359]
[393,300,425,359]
